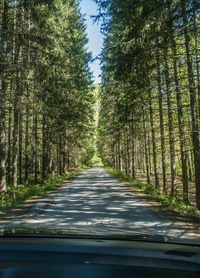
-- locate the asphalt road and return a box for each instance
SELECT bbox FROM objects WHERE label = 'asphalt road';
[1,167,200,238]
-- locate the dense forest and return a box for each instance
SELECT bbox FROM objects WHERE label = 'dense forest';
[96,0,200,208]
[1,0,200,214]
[0,0,95,193]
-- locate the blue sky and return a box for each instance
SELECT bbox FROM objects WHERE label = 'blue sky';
[79,0,103,84]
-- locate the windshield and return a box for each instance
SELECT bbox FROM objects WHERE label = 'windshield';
[0,0,200,242]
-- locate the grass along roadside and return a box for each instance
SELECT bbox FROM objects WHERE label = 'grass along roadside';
[0,166,89,213]
[105,166,200,220]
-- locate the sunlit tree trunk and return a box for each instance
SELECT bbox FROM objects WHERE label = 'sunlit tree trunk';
[168,6,189,202]
[142,106,150,184]
[147,130,152,176]
[156,46,167,191]
[123,131,128,175]
[192,0,200,121]
[164,49,176,196]
[117,139,122,172]
[181,0,200,209]
[42,115,47,179]
[131,131,135,179]
[148,90,159,188]
[125,129,131,175]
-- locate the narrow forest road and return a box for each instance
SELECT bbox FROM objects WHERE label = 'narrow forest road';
[0,167,200,239]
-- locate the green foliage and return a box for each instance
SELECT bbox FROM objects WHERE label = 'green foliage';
[105,166,200,219]
[0,168,87,213]
[91,154,103,166]
[96,0,200,208]
[0,0,96,192]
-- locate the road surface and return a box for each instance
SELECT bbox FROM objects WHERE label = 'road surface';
[0,167,200,238]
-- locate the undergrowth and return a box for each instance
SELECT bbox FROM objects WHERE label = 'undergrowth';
[0,166,88,213]
[105,166,200,219]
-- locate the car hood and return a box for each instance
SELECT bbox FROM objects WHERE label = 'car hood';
[0,226,200,246]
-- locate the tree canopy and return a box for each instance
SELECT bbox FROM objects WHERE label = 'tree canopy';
[96,0,200,208]
[0,0,95,191]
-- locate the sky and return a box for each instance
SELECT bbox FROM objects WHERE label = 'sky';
[79,0,103,84]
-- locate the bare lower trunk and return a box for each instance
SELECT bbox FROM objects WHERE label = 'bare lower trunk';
[24,89,29,185]
[181,0,200,209]
[156,46,167,191]
[24,11,30,186]
[42,115,47,179]
[123,132,128,175]
[167,1,189,202]
[117,139,122,172]
[125,130,131,175]
[59,136,62,175]
[142,106,150,184]
[148,90,159,188]
[12,8,23,187]
[193,0,200,121]
[18,110,23,184]
[0,0,8,192]
[164,50,176,195]
[7,86,12,185]
[34,111,38,184]
[147,131,152,175]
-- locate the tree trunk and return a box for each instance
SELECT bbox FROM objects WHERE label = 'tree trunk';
[34,107,38,184]
[24,10,30,186]
[24,87,29,185]
[7,0,16,185]
[18,46,24,185]
[131,124,136,179]
[148,90,159,188]
[12,7,23,187]
[18,109,23,184]
[42,115,47,179]
[168,7,189,202]
[156,46,167,191]
[115,144,118,170]
[123,131,128,175]
[7,87,12,185]
[142,106,150,184]
[125,130,131,175]
[147,131,152,175]
[63,138,68,174]
[118,139,122,172]
[188,149,193,182]
[164,49,176,196]
[59,136,62,175]
[192,0,200,121]
[0,0,8,192]
[181,0,200,209]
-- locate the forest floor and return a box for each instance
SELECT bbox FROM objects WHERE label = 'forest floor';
[136,171,196,205]
[0,167,200,239]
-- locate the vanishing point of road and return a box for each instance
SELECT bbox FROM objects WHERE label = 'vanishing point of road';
[0,167,200,239]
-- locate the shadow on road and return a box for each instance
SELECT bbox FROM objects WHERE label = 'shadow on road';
[1,167,200,239]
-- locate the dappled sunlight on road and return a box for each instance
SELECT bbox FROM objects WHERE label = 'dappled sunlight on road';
[1,167,199,238]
